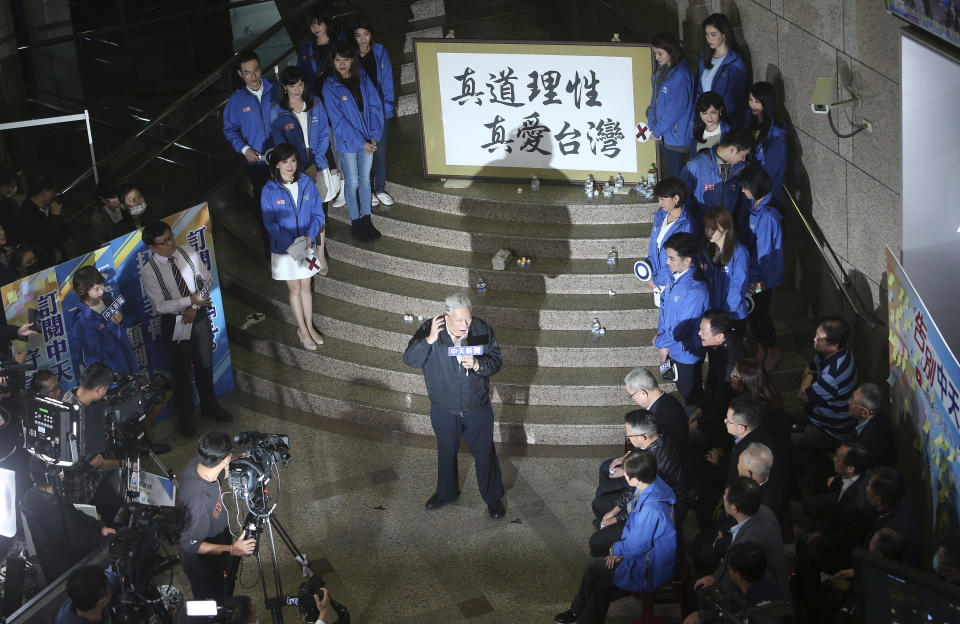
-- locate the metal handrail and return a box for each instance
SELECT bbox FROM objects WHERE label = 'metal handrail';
[782,184,879,329]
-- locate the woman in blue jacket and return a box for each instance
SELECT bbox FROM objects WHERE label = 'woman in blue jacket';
[261,143,326,350]
[297,8,340,96]
[655,231,710,406]
[696,14,748,128]
[647,177,694,306]
[739,164,784,370]
[271,66,332,180]
[354,17,395,208]
[71,265,137,374]
[747,81,788,200]
[322,41,384,242]
[555,450,677,624]
[701,205,750,335]
[690,91,730,155]
[647,32,694,177]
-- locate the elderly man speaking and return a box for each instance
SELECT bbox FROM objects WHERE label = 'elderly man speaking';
[403,293,506,519]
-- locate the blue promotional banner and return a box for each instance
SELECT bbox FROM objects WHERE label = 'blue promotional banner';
[1,204,234,424]
[887,248,960,532]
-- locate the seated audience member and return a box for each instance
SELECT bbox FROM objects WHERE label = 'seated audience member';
[29,368,62,399]
[684,541,786,624]
[16,175,68,268]
[866,466,921,568]
[55,565,120,624]
[701,207,750,335]
[592,410,688,556]
[695,310,747,445]
[654,232,710,406]
[647,177,694,306]
[795,316,858,450]
[72,265,138,374]
[555,451,677,624]
[693,477,790,615]
[20,457,115,584]
[680,128,753,230]
[849,382,896,468]
[621,367,689,457]
[934,533,960,585]
[11,243,39,278]
[90,179,136,247]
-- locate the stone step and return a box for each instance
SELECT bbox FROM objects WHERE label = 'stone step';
[410,0,444,21]
[327,202,652,259]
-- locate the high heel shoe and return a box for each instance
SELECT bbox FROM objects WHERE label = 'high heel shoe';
[298,329,317,351]
[308,329,324,345]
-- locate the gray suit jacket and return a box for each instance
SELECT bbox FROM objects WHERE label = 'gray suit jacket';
[713,504,790,604]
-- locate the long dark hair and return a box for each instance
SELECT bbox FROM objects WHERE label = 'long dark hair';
[702,13,741,70]
[331,40,360,89]
[703,205,736,265]
[278,66,314,111]
[734,358,782,409]
[693,91,727,146]
[749,81,776,146]
[651,31,683,68]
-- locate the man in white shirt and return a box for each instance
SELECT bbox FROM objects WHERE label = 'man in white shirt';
[139,221,232,436]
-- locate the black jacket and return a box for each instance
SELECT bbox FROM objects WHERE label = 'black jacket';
[20,487,106,583]
[15,198,69,268]
[615,435,688,522]
[649,392,690,455]
[402,316,502,413]
[858,415,896,468]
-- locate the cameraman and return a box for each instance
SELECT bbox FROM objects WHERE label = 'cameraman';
[178,430,255,600]
[686,541,786,624]
[55,564,119,624]
[224,591,334,624]
[61,362,125,524]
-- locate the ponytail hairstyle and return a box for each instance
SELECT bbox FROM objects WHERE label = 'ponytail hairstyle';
[703,205,736,265]
[702,13,741,70]
[278,65,314,112]
[749,81,776,147]
[693,91,727,146]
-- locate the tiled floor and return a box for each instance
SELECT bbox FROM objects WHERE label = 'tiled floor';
[150,390,685,623]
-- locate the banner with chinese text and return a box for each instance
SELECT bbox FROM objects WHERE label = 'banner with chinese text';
[887,247,960,531]
[1,204,234,424]
[415,40,656,182]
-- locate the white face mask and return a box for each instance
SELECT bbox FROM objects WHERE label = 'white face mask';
[129,202,147,216]
[4,185,16,198]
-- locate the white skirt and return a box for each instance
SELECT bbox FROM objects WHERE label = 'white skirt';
[271,252,318,280]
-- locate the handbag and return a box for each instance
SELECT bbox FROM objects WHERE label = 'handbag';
[315,168,342,203]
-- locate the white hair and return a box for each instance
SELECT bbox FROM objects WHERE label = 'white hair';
[624,367,658,392]
[444,292,472,315]
[740,442,774,481]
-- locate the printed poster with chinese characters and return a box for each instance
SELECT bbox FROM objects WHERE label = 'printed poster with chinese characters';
[1,204,234,424]
[415,40,656,182]
[887,248,960,532]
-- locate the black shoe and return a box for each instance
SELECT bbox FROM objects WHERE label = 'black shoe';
[554,609,577,624]
[487,499,505,520]
[360,214,381,239]
[205,406,233,423]
[350,218,373,242]
[425,492,457,510]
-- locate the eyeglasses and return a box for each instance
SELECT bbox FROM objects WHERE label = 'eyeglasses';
[150,235,175,247]
[724,418,745,428]
[628,387,645,400]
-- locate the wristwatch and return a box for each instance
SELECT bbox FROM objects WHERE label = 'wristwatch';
[191,304,200,310]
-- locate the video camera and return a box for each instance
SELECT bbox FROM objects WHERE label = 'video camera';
[104,371,171,425]
[700,585,794,624]
[262,574,350,623]
[22,396,98,467]
[227,431,290,512]
[0,361,33,393]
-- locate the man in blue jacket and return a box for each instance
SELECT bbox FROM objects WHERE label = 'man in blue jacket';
[680,128,753,230]
[555,450,677,624]
[402,293,506,519]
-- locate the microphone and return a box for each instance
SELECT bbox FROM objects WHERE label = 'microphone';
[448,345,484,376]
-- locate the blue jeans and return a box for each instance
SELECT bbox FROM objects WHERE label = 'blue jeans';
[372,123,388,193]
[339,149,373,221]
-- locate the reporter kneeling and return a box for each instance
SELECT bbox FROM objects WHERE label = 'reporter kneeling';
[555,450,677,624]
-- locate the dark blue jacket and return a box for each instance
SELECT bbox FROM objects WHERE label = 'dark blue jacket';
[696,50,748,128]
[648,59,694,149]
[72,302,137,374]
[223,80,279,156]
[702,241,750,320]
[402,317,502,413]
[647,208,694,288]
[322,74,384,153]
[680,148,745,229]
[612,476,678,593]
[752,117,788,199]
[655,269,710,364]
[269,99,331,169]
[743,194,783,289]
[356,42,395,119]
[260,174,326,254]
[689,119,730,155]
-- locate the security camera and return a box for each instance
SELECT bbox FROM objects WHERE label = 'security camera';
[811,77,862,114]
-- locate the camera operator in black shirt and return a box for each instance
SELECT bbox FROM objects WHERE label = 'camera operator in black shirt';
[178,430,255,600]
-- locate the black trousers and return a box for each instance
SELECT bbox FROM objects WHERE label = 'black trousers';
[674,360,703,407]
[569,557,632,624]
[162,312,218,431]
[430,403,504,504]
[748,289,777,347]
[182,530,237,601]
[247,163,271,252]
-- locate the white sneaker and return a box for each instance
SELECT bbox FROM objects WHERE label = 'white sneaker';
[371,194,380,207]
[376,191,395,206]
[332,185,346,208]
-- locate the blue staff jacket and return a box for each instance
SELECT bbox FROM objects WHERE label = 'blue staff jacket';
[356,42,395,119]
[655,269,710,364]
[752,117,787,199]
[269,99,331,170]
[689,119,730,155]
[743,194,784,289]
[260,174,326,255]
[680,148,745,229]
[611,476,678,593]
[647,208,694,289]
[696,50,748,128]
[322,74,384,153]
[701,241,750,320]
[648,59,694,149]
[72,302,137,374]
[223,80,278,156]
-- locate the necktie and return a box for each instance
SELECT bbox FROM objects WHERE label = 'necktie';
[169,257,191,297]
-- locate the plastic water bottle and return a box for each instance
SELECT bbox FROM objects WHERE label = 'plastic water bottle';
[606,248,618,265]
[531,175,540,191]
[614,172,624,190]
[584,175,595,194]
[591,318,602,334]
[476,276,487,294]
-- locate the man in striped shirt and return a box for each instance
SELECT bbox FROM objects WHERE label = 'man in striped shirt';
[794,316,858,451]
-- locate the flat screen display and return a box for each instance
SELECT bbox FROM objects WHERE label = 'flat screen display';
[888,1,960,48]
